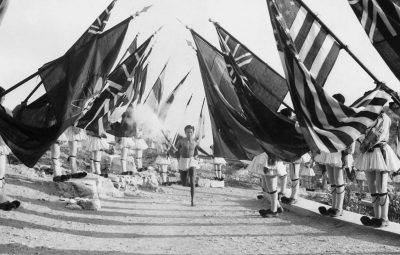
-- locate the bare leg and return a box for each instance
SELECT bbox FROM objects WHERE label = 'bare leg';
[188,167,195,206]
[365,171,380,218]
[179,170,188,186]
[68,141,78,174]
[377,171,389,222]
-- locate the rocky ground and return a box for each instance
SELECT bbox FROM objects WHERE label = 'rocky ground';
[0,164,400,255]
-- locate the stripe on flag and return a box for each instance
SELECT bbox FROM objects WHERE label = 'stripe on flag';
[268,0,390,153]
[275,0,341,86]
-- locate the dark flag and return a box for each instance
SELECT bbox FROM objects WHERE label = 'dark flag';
[213,23,288,112]
[192,30,264,160]
[69,0,117,52]
[217,28,309,162]
[144,62,168,112]
[0,17,130,167]
[158,70,191,122]
[268,0,389,153]
[349,0,400,80]
[136,64,149,104]
[0,0,8,25]
[127,33,139,55]
[195,97,206,141]
[77,34,153,135]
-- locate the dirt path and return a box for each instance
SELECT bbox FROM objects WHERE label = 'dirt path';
[0,174,400,255]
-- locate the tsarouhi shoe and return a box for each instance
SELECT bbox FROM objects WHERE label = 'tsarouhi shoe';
[53,175,70,182]
[318,206,334,216]
[261,209,278,218]
[281,197,297,205]
[277,207,284,213]
[0,200,20,211]
[70,172,87,179]
[360,216,373,226]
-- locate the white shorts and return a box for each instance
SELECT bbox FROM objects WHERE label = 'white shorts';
[178,157,199,171]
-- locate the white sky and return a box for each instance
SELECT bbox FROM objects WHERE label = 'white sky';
[1,0,400,148]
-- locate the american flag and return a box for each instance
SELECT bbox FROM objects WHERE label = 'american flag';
[268,0,390,153]
[272,0,341,87]
[349,0,400,80]
[144,62,168,113]
[214,23,288,112]
[77,35,152,134]
[158,70,191,122]
[0,0,8,26]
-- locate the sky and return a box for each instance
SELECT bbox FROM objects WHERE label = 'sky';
[1,0,400,148]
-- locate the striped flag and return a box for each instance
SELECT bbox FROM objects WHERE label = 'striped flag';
[268,0,390,153]
[272,0,341,87]
[70,0,117,52]
[349,0,400,80]
[144,62,168,113]
[77,35,153,135]
[157,70,191,122]
[0,0,8,25]
[214,23,288,111]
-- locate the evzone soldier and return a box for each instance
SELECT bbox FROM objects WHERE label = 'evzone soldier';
[0,86,20,211]
[116,108,137,175]
[51,128,88,182]
[316,94,354,217]
[279,108,301,205]
[259,154,286,217]
[155,142,172,186]
[356,106,400,227]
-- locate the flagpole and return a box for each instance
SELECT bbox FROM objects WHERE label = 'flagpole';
[296,0,400,106]
[23,81,43,103]
[1,71,39,97]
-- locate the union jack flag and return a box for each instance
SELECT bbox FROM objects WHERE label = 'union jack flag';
[70,0,117,52]
[214,23,288,112]
[77,35,153,135]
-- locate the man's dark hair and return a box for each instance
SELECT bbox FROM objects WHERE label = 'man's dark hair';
[0,87,5,96]
[332,93,345,104]
[184,125,195,132]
